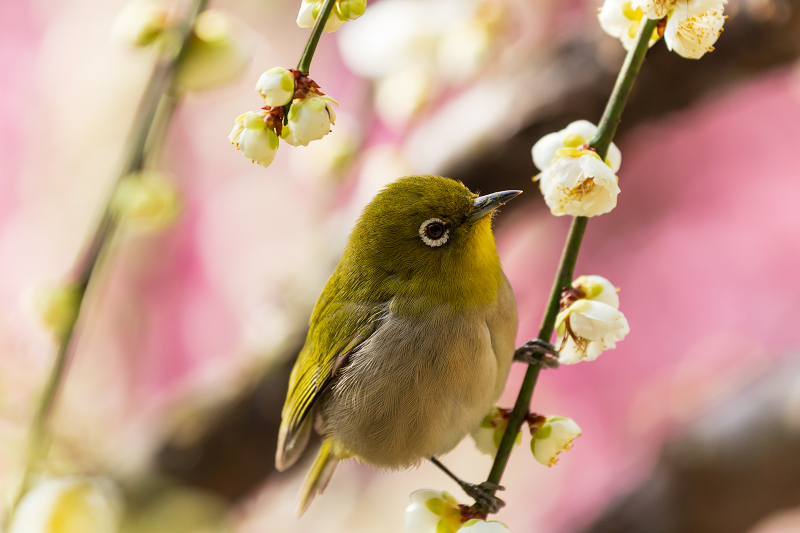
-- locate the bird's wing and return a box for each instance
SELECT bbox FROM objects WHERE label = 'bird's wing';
[275,298,386,471]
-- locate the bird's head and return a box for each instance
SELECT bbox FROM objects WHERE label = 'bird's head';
[344,175,521,307]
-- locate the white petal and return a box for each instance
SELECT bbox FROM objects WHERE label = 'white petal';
[532,132,566,171]
[459,520,513,532]
[631,0,676,18]
[470,425,500,457]
[296,0,316,28]
[598,0,632,39]
[606,142,622,172]
[405,490,453,533]
[563,120,599,144]
[574,274,620,309]
[664,1,725,59]
[569,301,621,341]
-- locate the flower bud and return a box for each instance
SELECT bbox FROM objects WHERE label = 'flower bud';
[336,0,367,22]
[110,171,181,231]
[470,405,520,458]
[460,519,513,532]
[556,299,629,364]
[283,95,338,147]
[110,0,171,48]
[34,284,81,339]
[256,67,296,107]
[175,10,251,92]
[229,111,280,167]
[530,416,582,467]
[537,150,620,217]
[572,275,619,309]
[297,0,347,33]
[405,490,463,533]
[532,120,621,172]
[8,477,121,533]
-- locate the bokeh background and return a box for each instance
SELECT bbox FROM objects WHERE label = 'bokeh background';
[3,0,800,531]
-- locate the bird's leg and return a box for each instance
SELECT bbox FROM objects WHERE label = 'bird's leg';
[429,457,505,514]
[514,339,561,369]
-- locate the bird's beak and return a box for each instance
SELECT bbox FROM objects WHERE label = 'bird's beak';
[466,190,522,221]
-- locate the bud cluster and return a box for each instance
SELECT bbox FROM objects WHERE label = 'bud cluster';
[230,68,339,168]
[297,0,367,33]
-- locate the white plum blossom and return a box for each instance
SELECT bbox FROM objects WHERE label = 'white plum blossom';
[175,10,251,92]
[283,95,338,147]
[459,519,514,532]
[598,0,661,51]
[532,120,621,172]
[572,274,620,309]
[229,111,279,167]
[469,405,520,458]
[664,0,726,59]
[111,171,181,231]
[556,299,630,364]
[110,0,170,48]
[256,67,296,107]
[405,490,463,533]
[8,477,121,533]
[631,0,676,19]
[297,0,366,33]
[530,416,582,467]
[537,149,620,217]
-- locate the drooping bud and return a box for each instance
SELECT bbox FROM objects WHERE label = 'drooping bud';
[556,298,629,364]
[229,111,280,167]
[255,67,296,107]
[175,10,251,92]
[110,0,171,48]
[405,490,464,533]
[282,95,338,147]
[459,519,514,532]
[470,405,520,458]
[110,171,181,232]
[8,477,121,533]
[34,284,81,339]
[530,416,582,467]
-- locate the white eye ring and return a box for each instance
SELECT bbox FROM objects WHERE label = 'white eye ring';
[419,218,450,247]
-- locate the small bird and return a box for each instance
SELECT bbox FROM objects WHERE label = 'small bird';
[275,175,523,515]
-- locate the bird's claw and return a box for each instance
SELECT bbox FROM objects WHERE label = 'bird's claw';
[514,339,560,369]
[462,482,506,514]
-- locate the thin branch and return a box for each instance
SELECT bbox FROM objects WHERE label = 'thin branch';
[481,16,660,507]
[296,0,338,73]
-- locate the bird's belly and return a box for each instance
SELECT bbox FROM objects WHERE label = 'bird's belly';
[321,303,515,469]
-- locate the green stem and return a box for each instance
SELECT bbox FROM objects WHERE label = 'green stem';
[5,0,208,524]
[483,16,658,505]
[296,0,338,73]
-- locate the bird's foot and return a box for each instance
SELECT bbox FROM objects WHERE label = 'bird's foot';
[514,339,560,369]
[461,481,506,514]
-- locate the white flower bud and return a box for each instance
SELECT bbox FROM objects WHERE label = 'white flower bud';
[598,0,661,51]
[459,519,514,532]
[664,0,726,59]
[335,0,367,22]
[175,10,251,92]
[572,275,619,309]
[229,112,279,167]
[630,0,676,19]
[537,150,620,217]
[532,120,621,172]
[296,0,348,33]
[530,416,582,467]
[556,299,630,364]
[110,171,181,231]
[283,95,338,147]
[110,0,170,48]
[405,490,463,533]
[470,405,520,458]
[9,477,121,533]
[34,284,81,339]
[256,67,296,107]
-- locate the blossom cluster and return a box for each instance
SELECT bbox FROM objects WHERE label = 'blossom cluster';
[229,68,339,168]
[599,0,727,59]
[297,0,367,32]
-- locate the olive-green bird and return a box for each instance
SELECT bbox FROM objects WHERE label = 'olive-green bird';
[276,175,523,515]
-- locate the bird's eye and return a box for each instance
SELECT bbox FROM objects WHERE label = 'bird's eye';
[419,218,450,247]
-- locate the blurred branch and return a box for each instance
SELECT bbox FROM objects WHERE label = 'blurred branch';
[578,358,800,533]
[7,0,209,523]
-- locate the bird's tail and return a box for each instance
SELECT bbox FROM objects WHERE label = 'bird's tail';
[297,440,339,516]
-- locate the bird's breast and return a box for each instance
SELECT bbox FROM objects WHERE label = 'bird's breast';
[321,276,517,469]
